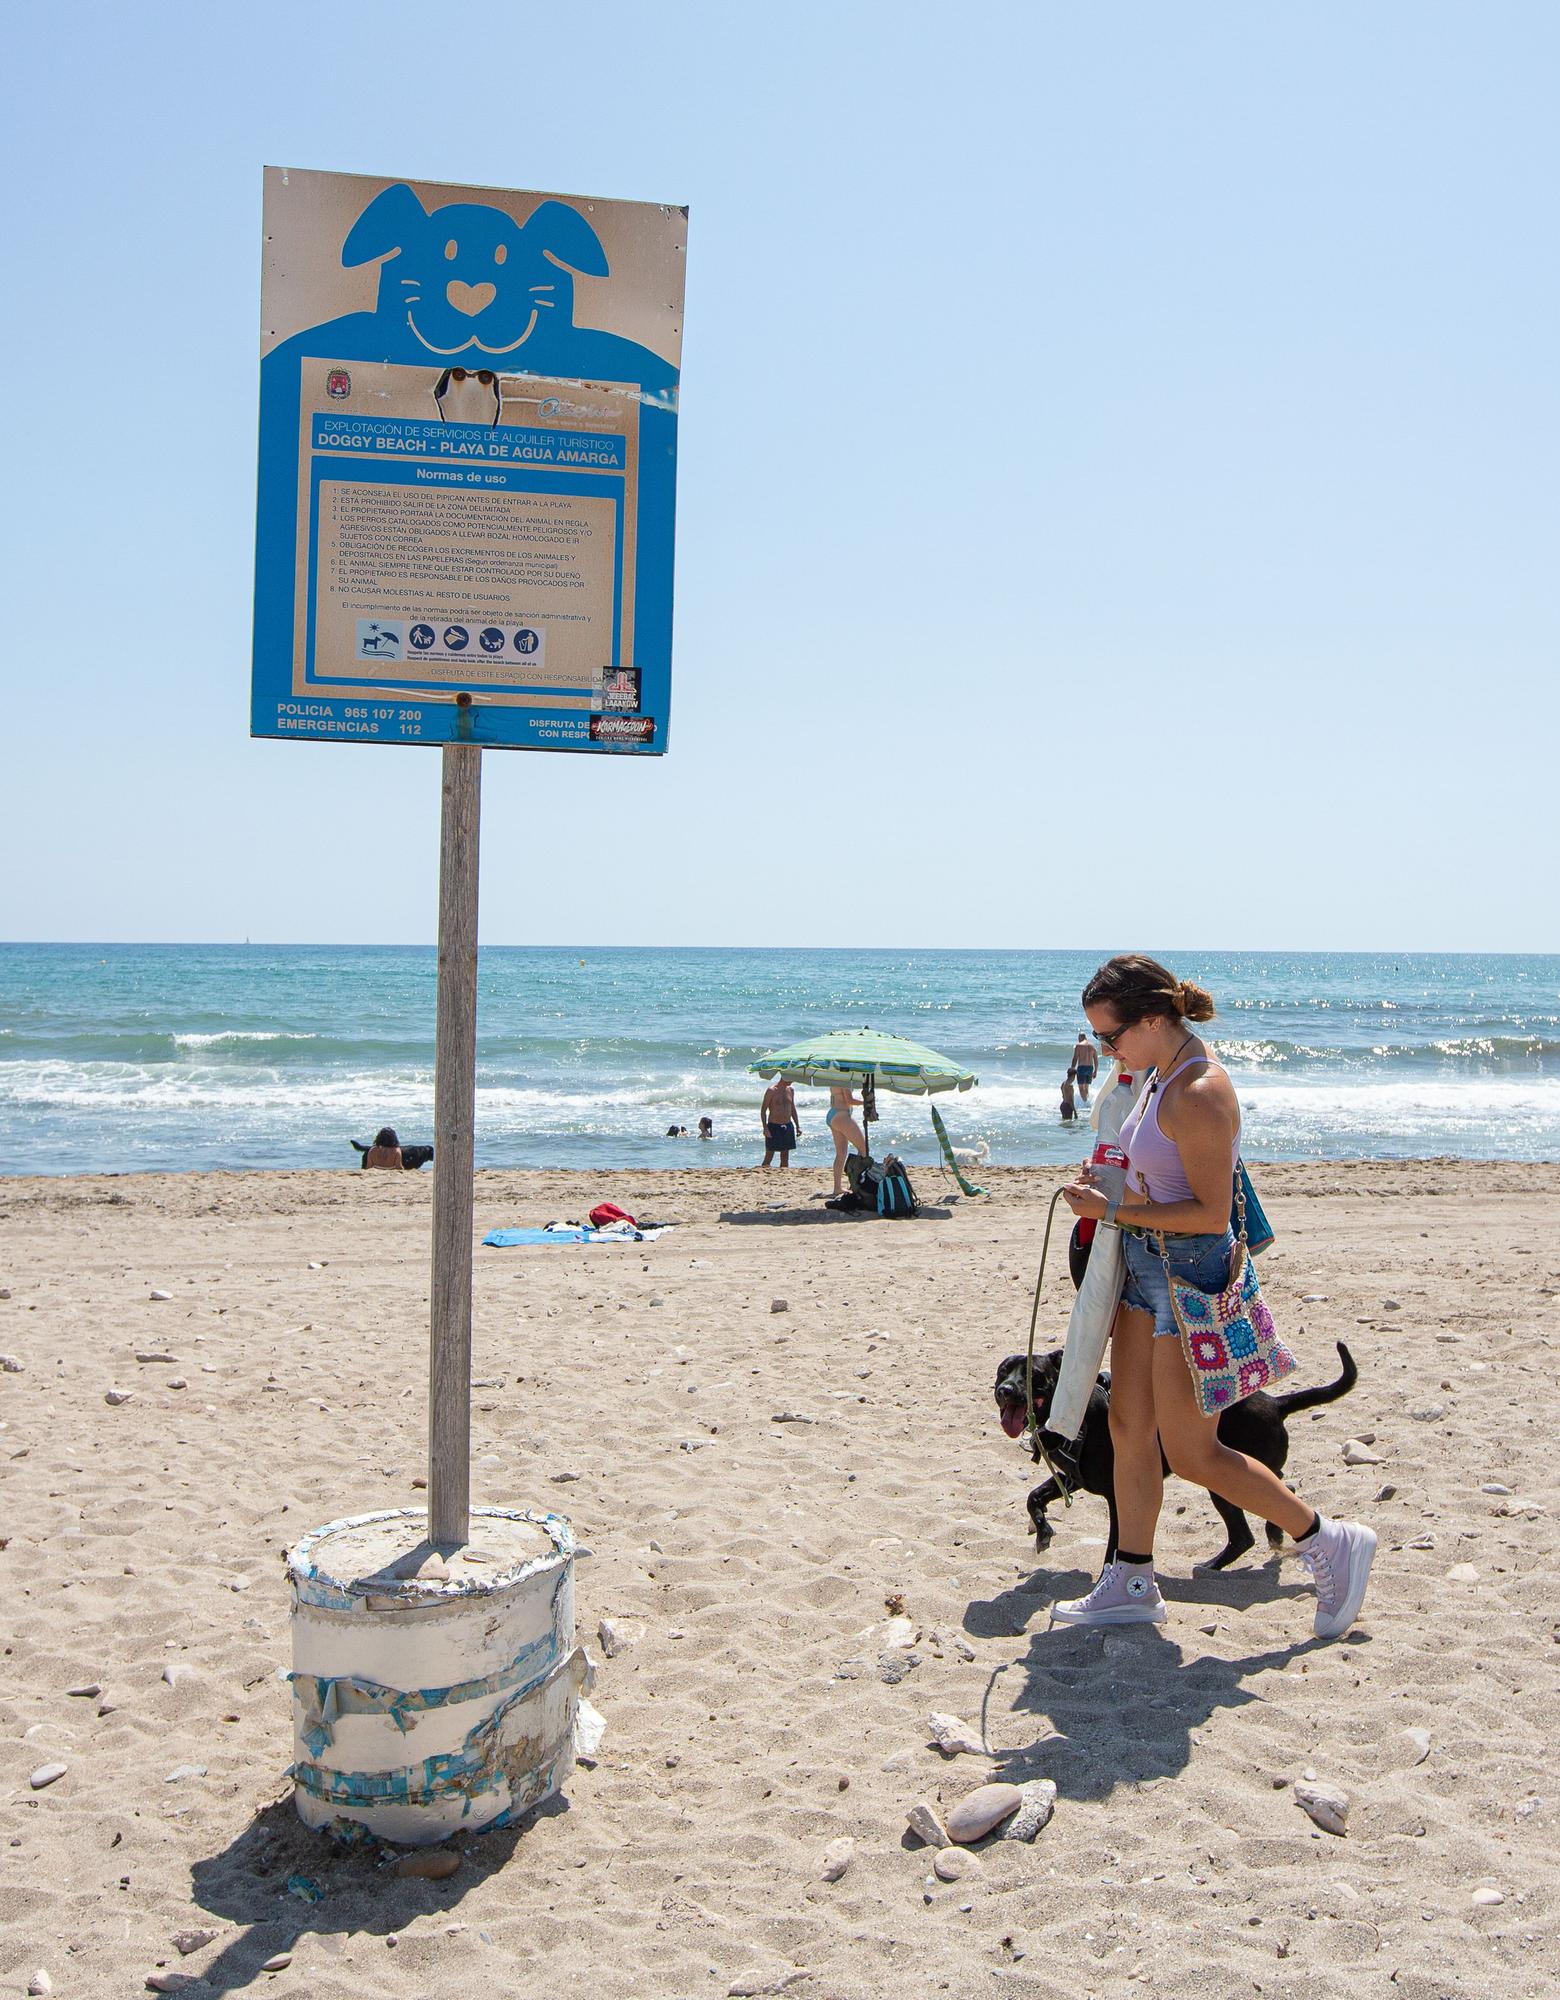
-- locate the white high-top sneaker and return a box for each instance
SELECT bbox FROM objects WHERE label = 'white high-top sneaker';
[1050,1559,1167,1626]
[1296,1517,1377,1638]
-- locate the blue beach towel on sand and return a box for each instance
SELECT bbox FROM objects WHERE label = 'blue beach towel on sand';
[483,1227,593,1246]
[482,1223,674,1247]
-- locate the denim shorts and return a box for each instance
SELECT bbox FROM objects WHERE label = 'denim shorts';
[1120,1228,1236,1338]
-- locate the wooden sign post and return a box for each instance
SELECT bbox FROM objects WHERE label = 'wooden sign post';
[428,740,481,1547]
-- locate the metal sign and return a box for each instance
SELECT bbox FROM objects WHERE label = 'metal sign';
[253,168,685,754]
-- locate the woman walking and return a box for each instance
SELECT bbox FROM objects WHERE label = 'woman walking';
[1056,955,1375,1639]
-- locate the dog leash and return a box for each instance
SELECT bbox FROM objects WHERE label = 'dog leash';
[1023,1187,1080,1506]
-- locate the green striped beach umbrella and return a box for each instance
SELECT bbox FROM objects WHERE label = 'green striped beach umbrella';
[749,1029,977,1095]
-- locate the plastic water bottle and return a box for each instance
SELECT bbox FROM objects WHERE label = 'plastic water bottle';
[1080,1068,1141,1245]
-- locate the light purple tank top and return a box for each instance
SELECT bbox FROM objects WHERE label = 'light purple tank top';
[1118,1056,1240,1204]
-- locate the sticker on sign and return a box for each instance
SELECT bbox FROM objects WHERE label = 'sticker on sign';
[590,715,656,744]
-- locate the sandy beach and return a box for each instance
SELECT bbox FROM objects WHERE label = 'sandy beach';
[2,1159,1557,1999]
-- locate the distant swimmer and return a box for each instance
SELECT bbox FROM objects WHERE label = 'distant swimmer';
[1060,1076,1078,1122]
[698,1116,714,1140]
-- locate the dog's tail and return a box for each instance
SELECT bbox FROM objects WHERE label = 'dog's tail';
[1270,1341,1357,1416]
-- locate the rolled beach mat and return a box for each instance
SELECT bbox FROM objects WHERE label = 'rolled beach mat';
[286,1506,589,1846]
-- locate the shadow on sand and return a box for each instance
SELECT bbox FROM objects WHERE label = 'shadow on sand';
[183,1793,565,1995]
[717,1203,955,1226]
[962,1556,1371,1802]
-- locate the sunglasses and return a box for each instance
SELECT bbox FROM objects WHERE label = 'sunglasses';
[1096,1024,1132,1054]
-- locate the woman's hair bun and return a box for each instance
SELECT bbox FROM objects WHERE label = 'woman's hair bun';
[1176,980,1216,1023]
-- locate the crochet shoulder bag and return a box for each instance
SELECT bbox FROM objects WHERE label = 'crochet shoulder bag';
[1156,1172,1297,1415]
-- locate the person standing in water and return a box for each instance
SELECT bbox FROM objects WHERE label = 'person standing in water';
[1071,1030,1099,1103]
[1056,954,1376,1639]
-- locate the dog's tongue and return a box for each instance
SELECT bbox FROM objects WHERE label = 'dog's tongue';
[1000,1404,1027,1439]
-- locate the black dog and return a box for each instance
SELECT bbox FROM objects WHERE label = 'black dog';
[992,1342,1357,1571]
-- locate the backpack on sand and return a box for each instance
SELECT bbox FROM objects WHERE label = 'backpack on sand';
[858,1153,917,1217]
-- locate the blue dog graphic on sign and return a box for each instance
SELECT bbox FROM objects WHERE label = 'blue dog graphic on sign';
[270,183,675,395]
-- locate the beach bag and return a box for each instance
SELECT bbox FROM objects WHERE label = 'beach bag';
[1157,1174,1295,1414]
[1233,1158,1274,1255]
[869,1155,918,1217]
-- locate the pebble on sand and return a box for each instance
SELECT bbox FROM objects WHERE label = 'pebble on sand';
[27,1972,52,1995]
[1471,1886,1505,1906]
[65,1682,102,1699]
[161,1664,195,1686]
[906,1802,950,1848]
[29,1763,67,1790]
[727,1972,806,1998]
[770,1298,789,1314]
[1447,1562,1480,1583]
[261,1956,292,1973]
[927,1712,987,1757]
[998,1780,1057,1842]
[395,1847,461,1880]
[1404,1727,1432,1765]
[819,1837,854,1881]
[164,1765,207,1783]
[1292,1779,1350,1835]
[597,1617,643,1659]
[1341,1439,1382,1465]
[933,1848,975,1882]
[172,1927,217,1955]
[149,1289,172,1301]
[104,1390,133,1406]
[945,1783,1023,1844]
[1,1354,22,1373]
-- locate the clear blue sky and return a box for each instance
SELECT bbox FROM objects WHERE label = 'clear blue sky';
[2,2,1554,950]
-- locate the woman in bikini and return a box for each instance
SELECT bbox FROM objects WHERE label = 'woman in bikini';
[1055,954,1376,1640]
[826,1085,867,1197]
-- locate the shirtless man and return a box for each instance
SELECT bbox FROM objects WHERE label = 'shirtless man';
[760,1079,800,1167]
[1070,1031,1099,1104]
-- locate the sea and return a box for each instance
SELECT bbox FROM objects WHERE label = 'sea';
[1,944,1556,1177]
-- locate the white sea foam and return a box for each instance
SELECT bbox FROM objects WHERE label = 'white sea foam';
[171,1030,317,1049]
